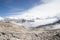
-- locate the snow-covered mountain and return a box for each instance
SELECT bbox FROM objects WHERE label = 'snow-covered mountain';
[0,0,60,30]
[4,0,60,29]
[3,16,59,30]
[0,16,59,30]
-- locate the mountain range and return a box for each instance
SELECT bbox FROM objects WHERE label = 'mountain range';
[0,0,60,30]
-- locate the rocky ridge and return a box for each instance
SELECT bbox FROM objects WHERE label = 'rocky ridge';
[0,23,60,40]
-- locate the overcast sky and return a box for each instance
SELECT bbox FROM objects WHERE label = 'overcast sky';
[0,0,42,17]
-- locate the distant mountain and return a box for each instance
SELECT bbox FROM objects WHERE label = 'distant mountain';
[0,15,58,30]
[0,0,60,30]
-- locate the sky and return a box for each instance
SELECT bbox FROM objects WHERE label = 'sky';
[7,0,60,19]
[0,0,42,17]
[0,0,60,29]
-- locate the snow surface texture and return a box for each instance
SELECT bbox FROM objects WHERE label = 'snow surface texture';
[4,0,60,30]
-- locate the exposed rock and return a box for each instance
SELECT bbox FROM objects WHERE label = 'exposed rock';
[0,23,60,40]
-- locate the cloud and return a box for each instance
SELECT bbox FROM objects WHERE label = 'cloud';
[42,0,53,3]
[0,16,4,20]
[5,0,60,30]
[7,0,60,19]
[20,0,60,19]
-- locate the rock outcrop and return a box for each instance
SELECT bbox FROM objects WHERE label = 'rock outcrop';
[0,23,60,40]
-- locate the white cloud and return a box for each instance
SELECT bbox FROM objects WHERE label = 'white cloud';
[21,0,60,19]
[6,0,60,29]
[0,16,4,20]
[7,0,60,21]
[7,0,60,18]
